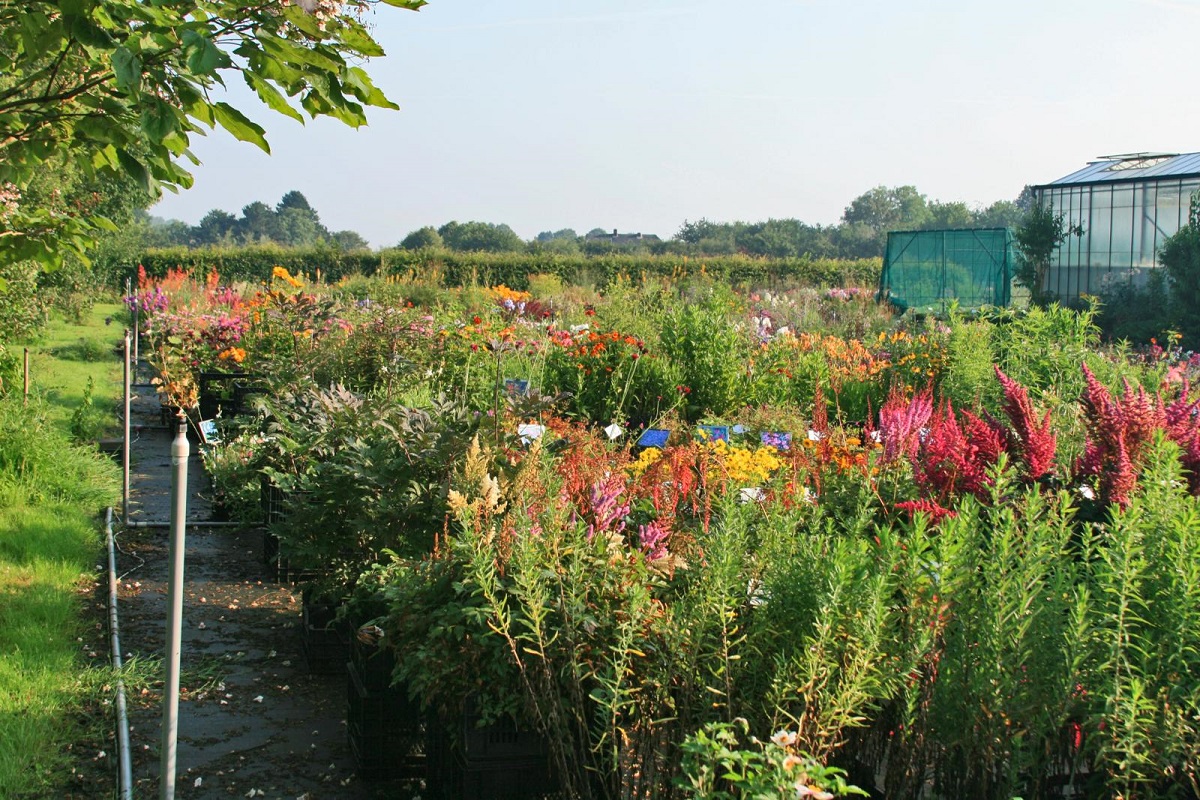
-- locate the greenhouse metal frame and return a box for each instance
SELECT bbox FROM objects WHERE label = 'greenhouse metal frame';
[1033,151,1200,300]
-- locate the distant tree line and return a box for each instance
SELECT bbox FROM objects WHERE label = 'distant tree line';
[141,190,370,251]
[141,184,1034,259]
[391,185,1033,260]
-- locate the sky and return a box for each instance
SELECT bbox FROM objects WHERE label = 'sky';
[151,0,1200,247]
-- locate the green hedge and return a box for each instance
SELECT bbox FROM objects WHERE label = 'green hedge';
[132,246,882,290]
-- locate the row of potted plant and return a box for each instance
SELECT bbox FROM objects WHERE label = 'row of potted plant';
[139,265,1200,798]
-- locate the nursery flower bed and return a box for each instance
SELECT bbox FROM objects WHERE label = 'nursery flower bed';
[130,266,1200,799]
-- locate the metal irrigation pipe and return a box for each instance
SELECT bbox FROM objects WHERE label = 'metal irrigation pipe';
[105,508,135,800]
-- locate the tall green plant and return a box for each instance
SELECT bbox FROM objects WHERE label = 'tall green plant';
[660,289,752,421]
[1160,191,1200,348]
[1080,437,1200,798]
[1014,202,1084,307]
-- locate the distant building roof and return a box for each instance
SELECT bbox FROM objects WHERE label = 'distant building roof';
[585,229,661,245]
[1036,152,1200,188]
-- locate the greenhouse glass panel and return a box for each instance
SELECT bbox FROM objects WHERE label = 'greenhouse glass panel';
[1157,182,1182,243]
[1182,181,1200,216]
[1090,198,1112,267]
[1111,203,1134,270]
[1075,188,1092,258]
[1137,183,1157,267]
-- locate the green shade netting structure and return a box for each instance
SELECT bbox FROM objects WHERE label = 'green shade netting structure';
[878,228,1014,312]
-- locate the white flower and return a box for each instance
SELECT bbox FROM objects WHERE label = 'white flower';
[795,782,833,800]
[771,729,798,747]
[739,487,765,504]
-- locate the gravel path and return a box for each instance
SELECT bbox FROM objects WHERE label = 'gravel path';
[99,380,414,799]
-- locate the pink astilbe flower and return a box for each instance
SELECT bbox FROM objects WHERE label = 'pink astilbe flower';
[994,366,1056,480]
[584,474,629,542]
[637,519,671,561]
[878,386,933,464]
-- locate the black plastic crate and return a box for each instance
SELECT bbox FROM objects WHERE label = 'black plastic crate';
[350,631,396,694]
[259,475,288,526]
[300,601,349,675]
[461,697,550,763]
[460,759,559,798]
[346,661,425,781]
[424,702,560,799]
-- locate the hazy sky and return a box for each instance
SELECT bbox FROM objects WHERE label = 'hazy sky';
[151,0,1200,246]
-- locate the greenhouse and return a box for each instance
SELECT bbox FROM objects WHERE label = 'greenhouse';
[1033,151,1200,300]
[877,227,1014,313]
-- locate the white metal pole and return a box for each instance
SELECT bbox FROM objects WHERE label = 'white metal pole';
[106,508,135,800]
[160,415,189,800]
[131,276,140,368]
[122,331,131,527]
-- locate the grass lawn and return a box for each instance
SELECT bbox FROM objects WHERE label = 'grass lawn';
[0,303,123,796]
[21,302,126,435]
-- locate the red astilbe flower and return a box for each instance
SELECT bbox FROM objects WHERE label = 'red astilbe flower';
[878,385,933,464]
[895,498,957,525]
[1077,365,1170,507]
[994,366,1056,481]
[917,402,1000,502]
[1118,378,1166,465]
[1107,429,1137,509]
[1164,379,1200,493]
[961,409,1006,468]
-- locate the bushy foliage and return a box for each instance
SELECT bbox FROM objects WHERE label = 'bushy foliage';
[134,245,882,290]
[1160,192,1200,347]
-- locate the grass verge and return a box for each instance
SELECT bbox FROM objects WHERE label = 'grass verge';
[0,305,123,797]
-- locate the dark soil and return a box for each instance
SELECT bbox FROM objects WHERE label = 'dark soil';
[73,379,420,799]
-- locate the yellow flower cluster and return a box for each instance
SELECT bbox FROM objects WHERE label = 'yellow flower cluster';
[218,347,246,365]
[488,284,532,304]
[626,447,663,477]
[271,266,304,289]
[708,439,784,484]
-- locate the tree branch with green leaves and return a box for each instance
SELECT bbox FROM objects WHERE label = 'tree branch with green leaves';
[0,0,426,269]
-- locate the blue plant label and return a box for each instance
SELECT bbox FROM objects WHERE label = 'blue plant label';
[698,425,730,443]
[636,428,670,449]
[505,378,530,397]
[199,419,220,446]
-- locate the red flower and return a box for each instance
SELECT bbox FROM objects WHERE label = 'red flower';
[895,498,956,524]
[994,366,1056,481]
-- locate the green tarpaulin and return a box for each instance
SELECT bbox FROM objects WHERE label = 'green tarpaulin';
[878,228,1014,312]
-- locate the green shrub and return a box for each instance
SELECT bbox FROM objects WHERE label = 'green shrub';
[132,245,882,293]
